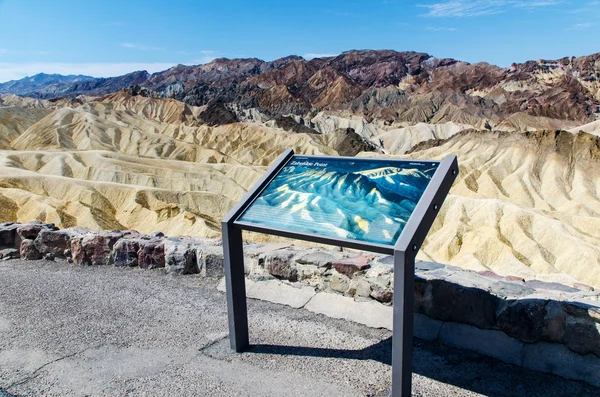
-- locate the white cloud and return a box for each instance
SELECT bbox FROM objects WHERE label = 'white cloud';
[303,53,338,59]
[426,26,458,31]
[120,42,164,51]
[565,22,594,30]
[0,62,176,83]
[189,55,219,65]
[568,1,600,13]
[419,0,562,18]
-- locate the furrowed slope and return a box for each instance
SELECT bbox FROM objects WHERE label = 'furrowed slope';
[11,100,337,166]
[0,150,262,236]
[0,106,50,148]
[404,130,600,287]
[3,93,600,288]
[0,95,340,235]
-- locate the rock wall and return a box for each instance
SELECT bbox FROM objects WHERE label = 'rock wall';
[2,221,599,386]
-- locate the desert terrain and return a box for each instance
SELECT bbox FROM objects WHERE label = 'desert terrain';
[1,50,599,288]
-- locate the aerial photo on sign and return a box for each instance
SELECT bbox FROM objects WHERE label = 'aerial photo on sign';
[237,156,439,246]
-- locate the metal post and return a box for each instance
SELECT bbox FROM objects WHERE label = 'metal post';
[222,222,249,352]
[391,248,415,397]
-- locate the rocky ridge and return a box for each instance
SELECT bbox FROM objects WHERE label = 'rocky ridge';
[2,50,598,136]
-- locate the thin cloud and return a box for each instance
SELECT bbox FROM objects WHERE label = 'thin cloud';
[426,26,458,31]
[120,42,164,51]
[189,55,219,65]
[565,22,594,30]
[568,1,600,13]
[419,0,562,18]
[304,53,338,59]
[0,62,176,83]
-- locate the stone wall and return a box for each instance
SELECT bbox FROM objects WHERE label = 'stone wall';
[1,221,599,387]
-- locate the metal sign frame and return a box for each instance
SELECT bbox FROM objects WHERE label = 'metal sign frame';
[222,149,458,397]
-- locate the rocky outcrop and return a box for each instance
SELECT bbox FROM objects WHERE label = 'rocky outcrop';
[199,101,239,126]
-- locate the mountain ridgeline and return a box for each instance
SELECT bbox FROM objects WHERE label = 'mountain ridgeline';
[1,50,599,131]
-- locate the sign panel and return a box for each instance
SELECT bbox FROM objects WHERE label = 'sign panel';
[236,155,439,247]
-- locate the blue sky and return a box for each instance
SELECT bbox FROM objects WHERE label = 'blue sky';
[0,0,598,82]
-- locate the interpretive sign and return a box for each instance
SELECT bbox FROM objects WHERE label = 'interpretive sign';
[222,149,458,397]
[237,156,439,248]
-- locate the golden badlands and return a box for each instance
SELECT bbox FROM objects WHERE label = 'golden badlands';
[0,92,599,289]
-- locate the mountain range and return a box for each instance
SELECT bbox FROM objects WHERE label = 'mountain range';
[1,50,599,133]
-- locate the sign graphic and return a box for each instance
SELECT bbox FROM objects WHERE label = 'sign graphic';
[237,155,439,246]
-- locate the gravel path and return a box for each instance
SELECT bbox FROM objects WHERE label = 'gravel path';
[0,259,597,396]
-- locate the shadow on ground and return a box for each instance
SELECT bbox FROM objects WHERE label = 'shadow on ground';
[249,337,598,397]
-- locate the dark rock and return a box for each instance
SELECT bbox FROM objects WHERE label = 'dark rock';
[17,222,58,241]
[20,239,42,260]
[71,231,126,266]
[274,116,318,134]
[34,229,79,257]
[138,239,165,269]
[197,247,224,277]
[43,253,55,261]
[151,232,165,238]
[112,239,141,267]
[424,279,501,329]
[330,128,377,156]
[542,300,567,342]
[497,300,551,343]
[165,239,198,275]
[264,250,297,281]
[332,255,373,278]
[370,285,393,303]
[0,248,19,260]
[0,223,19,247]
[413,278,429,311]
[199,101,238,126]
[564,317,600,356]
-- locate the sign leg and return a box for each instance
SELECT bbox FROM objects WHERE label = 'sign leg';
[222,222,249,352]
[392,249,415,397]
